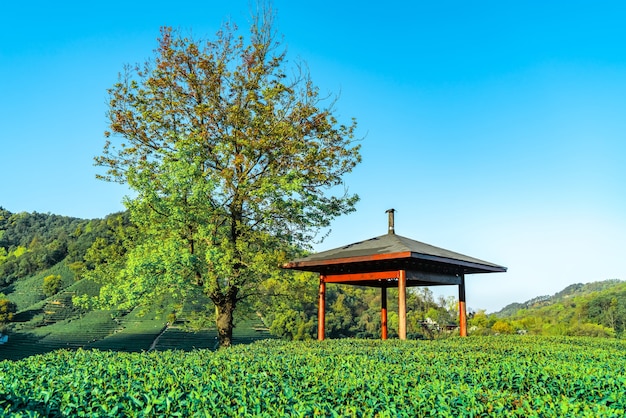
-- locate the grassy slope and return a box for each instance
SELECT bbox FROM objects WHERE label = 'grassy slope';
[2,262,74,310]
[1,262,271,360]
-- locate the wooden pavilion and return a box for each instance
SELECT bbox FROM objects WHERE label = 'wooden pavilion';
[282,210,507,340]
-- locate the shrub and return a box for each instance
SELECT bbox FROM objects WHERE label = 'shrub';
[491,320,514,334]
[0,298,17,323]
[43,274,63,297]
[568,322,616,338]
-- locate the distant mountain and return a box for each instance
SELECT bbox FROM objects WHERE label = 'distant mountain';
[495,279,623,317]
[488,279,626,338]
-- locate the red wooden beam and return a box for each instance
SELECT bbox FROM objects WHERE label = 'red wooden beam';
[323,271,400,283]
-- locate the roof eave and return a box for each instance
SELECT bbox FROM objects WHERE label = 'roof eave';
[282,250,507,274]
[281,251,413,270]
[409,252,507,274]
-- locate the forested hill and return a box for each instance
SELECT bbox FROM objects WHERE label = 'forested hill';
[0,207,125,287]
[487,279,626,337]
[1,208,86,286]
[496,280,624,317]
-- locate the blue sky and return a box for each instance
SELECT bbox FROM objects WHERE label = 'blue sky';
[2,1,625,312]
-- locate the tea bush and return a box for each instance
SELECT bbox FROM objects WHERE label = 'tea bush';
[1,336,624,417]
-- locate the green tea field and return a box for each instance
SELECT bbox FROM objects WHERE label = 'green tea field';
[1,336,625,417]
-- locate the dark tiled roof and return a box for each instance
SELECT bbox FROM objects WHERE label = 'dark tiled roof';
[283,233,506,275]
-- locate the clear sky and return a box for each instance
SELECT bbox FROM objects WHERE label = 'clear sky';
[2,1,625,312]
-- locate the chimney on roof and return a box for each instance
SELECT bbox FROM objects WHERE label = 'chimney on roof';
[385,208,395,234]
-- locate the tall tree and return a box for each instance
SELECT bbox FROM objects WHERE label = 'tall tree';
[95,6,361,347]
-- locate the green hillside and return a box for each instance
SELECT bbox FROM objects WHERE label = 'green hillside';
[481,279,626,337]
[1,262,270,360]
[0,208,271,360]
[496,279,624,317]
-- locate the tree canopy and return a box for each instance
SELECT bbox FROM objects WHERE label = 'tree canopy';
[94,6,361,347]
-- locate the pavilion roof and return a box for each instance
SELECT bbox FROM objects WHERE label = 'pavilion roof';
[283,233,507,276]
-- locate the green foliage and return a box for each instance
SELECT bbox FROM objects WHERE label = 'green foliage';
[1,262,75,311]
[568,322,615,338]
[11,245,28,258]
[259,270,317,340]
[0,212,67,283]
[1,337,625,416]
[0,298,16,323]
[94,6,361,347]
[269,309,315,340]
[497,279,623,317]
[491,320,514,334]
[260,277,458,341]
[584,292,626,334]
[73,213,140,309]
[0,209,117,287]
[42,275,63,297]
[495,280,626,337]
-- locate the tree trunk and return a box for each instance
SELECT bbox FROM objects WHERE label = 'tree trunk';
[214,292,237,348]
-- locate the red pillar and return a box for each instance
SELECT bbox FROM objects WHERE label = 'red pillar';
[381,286,388,340]
[459,274,467,337]
[398,270,407,340]
[318,276,326,340]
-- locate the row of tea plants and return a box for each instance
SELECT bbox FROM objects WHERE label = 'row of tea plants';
[1,336,625,417]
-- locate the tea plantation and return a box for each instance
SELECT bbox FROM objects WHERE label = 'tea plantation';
[1,336,625,417]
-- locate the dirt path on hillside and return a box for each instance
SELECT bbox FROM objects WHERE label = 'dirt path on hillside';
[148,323,170,351]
